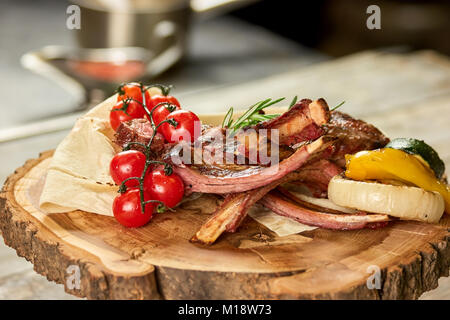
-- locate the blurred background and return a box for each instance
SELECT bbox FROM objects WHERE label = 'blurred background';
[234,0,450,56]
[1,0,449,128]
[0,0,450,299]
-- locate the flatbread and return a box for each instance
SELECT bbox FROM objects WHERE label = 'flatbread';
[39,95,118,216]
[248,206,317,237]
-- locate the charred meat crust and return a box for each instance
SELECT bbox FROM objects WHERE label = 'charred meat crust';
[190,185,275,245]
[324,111,390,166]
[254,98,330,146]
[114,118,165,154]
[230,98,330,165]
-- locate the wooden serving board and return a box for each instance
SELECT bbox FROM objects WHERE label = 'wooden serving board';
[0,151,449,300]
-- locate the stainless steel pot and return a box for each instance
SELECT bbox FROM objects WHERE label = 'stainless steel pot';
[71,0,257,67]
[20,0,258,107]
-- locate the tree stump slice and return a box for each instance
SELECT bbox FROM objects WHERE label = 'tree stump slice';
[0,151,449,299]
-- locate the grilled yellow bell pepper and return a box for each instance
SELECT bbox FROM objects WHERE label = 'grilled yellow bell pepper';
[345,148,450,213]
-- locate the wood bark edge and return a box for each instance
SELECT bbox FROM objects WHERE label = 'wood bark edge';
[0,151,160,300]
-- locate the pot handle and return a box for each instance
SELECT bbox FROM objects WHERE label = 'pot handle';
[190,0,259,19]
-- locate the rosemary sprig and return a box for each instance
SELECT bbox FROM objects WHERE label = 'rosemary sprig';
[331,100,346,111]
[221,107,234,128]
[288,95,298,109]
[223,97,285,133]
[247,113,280,122]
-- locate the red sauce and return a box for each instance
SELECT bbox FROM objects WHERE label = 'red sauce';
[68,60,146,82]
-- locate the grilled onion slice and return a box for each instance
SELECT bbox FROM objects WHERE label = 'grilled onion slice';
[328,175,444,223]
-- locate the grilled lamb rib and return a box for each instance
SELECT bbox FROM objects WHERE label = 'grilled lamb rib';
[112,98,390,245]
[188,108,390,244]
[190,137,336,244]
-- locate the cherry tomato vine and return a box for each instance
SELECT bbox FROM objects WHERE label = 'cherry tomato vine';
[116,82,181,215]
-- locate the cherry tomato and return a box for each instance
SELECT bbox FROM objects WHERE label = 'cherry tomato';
[160,110,201,143]
[149,94,180,112]
[143,167,185,208]
[117,82,150,104]
[110,99,146,131]
[110,150,146,187]
[148,96,181,133]
[113,189,155,228]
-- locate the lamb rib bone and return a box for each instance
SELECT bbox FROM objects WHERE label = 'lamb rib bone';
[174,136,336,194]
[260,189,390,230]
[190,136,335,244]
